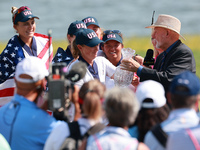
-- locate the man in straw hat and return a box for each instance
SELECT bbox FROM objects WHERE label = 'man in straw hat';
[121,14,196,95]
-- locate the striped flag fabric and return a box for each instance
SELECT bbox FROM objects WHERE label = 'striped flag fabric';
[0,33,53,106]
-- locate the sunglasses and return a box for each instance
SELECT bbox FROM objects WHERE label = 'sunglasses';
[15,6,31,15]
[103,30,122,37]
[104,30,121,34]
[13,6,31,24]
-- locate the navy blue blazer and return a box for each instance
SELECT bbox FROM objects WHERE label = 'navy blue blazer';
[140,40,196,92]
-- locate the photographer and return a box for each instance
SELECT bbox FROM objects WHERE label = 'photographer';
[0,57,66,150]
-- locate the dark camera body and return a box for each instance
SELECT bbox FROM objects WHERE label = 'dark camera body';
[143,49,155,67]
[47,61,87,120]
[48,63,72,112]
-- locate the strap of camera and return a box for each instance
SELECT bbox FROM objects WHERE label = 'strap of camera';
[151,124,168,148]
[83,123,105,138]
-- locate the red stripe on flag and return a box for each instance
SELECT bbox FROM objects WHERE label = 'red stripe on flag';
[34,33,49,39]
[0,88,15,97]
[37,37,52,59]
[45,52,53,69]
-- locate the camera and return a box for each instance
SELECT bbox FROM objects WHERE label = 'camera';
[48,62,72,112]
[47,61,87,120]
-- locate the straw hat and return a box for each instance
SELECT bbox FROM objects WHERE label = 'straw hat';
[146,14,185,40]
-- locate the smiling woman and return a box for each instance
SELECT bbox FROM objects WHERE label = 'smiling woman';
[0,6,53,106]
[68,28,116,89]
[100,30,124,67]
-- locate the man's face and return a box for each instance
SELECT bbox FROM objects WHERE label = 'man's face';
[151,27,167,50]
[151,38,164,54]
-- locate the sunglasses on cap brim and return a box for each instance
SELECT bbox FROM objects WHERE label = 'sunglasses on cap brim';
[103,30,122,38]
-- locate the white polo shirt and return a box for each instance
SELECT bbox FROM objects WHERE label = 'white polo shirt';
[69,56,116,88]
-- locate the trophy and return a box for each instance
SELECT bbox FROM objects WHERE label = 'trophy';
[114,48,135,87]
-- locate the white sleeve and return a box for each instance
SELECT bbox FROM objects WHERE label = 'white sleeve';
[97,50,106,57]
[67,60,84,88]
[104,58,116,77]
[44,121,70,150]
[74,78,85,88]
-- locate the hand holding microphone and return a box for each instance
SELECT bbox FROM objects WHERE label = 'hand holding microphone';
[121,48,155,73]
[133,54,144,65]
[132,49,155,67]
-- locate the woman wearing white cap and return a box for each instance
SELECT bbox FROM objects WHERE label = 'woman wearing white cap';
[0,6,53,106]
[128,80,170,142]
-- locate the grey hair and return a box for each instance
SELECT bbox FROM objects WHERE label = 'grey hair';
[104,87,139,127]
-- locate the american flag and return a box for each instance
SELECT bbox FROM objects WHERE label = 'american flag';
[0,33,53,106]
[52,47,74,65]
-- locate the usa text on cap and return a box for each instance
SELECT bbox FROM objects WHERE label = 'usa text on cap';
[82,16,100,27]
[76,29,103,47]
[68,20,87,35]
[12,6,39,24]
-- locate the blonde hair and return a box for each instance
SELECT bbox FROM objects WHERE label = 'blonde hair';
[82,92,102,120]
[11,6,18,15]
[11,6,18,25]
[79,79,106,100]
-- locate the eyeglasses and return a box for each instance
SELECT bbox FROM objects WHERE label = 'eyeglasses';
[103,30,122,37]
[151,10,155,25]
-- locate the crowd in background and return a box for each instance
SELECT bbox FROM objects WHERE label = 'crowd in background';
[0,5,200,150]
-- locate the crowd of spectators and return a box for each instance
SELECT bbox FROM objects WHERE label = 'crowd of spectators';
[0,5,199,150]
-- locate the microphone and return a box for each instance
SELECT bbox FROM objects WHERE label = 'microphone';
[65,61,87,82]
[143,49,155,67]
